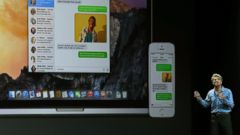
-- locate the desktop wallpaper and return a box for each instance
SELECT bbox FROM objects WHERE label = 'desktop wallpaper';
[0,0,27,79]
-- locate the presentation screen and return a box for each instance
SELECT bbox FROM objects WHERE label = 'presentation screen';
[0,0,150,107]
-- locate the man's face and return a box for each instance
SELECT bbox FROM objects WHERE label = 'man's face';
[212,77,222,87]
[31,28,35,33]
[31,9,36,15]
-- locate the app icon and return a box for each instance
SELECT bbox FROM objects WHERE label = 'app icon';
[94,91,100,98]
[87,90,93,97]
[81,91,87,98]
[116,91,122,99]
[22,90,29,99]
[43,90,48,98]
[75,91,81,98]
[55,90,62,98]
[36,90,42,98]
[100,90,106,97]
[122,91,128,99]
[68,91,74,98]
[106,91,113,98]
[29,90,35,99]
[62,91,68,98]
[49,90,55,98]
[8,91,15,99]
[16,90,22,99]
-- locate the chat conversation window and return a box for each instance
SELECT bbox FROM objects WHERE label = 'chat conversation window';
[28,0,110,73]
[150,53,174,107]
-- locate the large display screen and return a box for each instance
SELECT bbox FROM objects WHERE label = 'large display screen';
[0,0,150,104]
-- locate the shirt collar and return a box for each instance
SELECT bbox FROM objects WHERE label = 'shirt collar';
[213,86,224,92]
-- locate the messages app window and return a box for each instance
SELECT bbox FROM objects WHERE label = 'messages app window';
[150,53,174,107]
[28,0,110,73]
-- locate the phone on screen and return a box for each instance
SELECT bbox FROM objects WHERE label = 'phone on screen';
[149,42,175,118]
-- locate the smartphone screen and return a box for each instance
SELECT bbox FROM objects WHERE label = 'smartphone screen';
[149,43,175,117]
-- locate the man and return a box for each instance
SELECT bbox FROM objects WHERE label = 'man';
[79,16,97,42]
[31,8,36,15]
[194,73,234,135]
[31,27,36,35]
[31,46,36,53]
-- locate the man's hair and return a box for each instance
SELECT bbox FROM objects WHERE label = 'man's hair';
[211,73,223,81]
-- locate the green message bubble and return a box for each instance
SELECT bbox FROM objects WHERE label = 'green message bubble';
[78,52,107,58]
[156,64,172,71]
[78,6,107,12]
[156,93,172,100]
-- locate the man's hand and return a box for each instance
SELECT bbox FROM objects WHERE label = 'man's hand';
[194,91,202,100]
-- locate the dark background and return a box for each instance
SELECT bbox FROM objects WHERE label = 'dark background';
[192,0,240,135]
[1,0,239,134]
